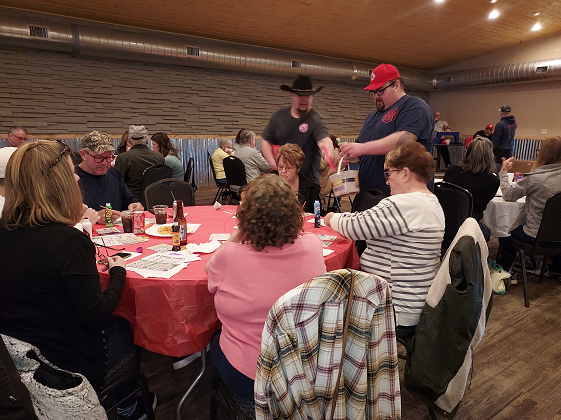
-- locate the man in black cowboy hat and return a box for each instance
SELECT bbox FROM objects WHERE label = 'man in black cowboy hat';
[262,75,336,183]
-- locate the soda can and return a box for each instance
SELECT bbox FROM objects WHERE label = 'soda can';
[514,172,523,182]
[133,211,145,234]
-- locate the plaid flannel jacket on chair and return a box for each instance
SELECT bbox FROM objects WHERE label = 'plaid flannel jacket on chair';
[255,269,401,420]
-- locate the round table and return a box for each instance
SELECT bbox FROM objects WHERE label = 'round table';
[481,197,526,238]
[96,206,360,356]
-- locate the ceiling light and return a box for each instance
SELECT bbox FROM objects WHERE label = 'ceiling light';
[490,0,497,3]
[435,0,445,3]
[531,22,542,31]
[488,10,499,19]
[534,12,539,16]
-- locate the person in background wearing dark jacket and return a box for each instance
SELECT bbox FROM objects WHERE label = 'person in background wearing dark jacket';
[491,105,517,164]
[443,137,499,241]
[0,141,156,419]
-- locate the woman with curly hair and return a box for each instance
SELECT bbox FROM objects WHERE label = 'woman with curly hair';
[151,132,184,180]
[206,174,326,405]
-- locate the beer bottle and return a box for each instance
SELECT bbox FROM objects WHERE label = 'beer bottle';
[171,222,181,251]
[175,200,187,245]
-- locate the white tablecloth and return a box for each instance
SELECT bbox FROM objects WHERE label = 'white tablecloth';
[482,197,526,238]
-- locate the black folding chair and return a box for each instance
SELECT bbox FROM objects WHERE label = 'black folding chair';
[222,156,247,205]
[144,178,196,211]
[140,164,172,208]
[351,189,388,256]
[207,151,228,204]
[497,192,561,308]
[0,335,38,419]
[434,182,473,252]
[184,157,198,192]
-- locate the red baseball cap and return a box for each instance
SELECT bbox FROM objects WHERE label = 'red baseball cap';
[486,124,494,130]
[364,64,401,90]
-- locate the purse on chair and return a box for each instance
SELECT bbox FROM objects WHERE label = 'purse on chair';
[2,334,107,420]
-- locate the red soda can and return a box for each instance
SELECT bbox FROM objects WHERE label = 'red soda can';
[514,172,523,182]
[133,211,145,234]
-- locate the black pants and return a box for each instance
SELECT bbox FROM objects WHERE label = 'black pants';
[494,149,511,164]
[498,225,534,272]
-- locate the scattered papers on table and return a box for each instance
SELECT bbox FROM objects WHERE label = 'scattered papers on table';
[127,251,200,279]
[209,233,231,241]
[145,218,156,225]
[148,244,186,252]
[186,223,201,233]
[322,249,335,256]
[320,241,333,248]
[185,240,222,254]
[96,227,122,235]
[303,212,313,217]
[317,234,337,241]
[306,218,326,227]
[92,233,149,246]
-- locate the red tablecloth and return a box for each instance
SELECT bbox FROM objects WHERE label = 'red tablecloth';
[97,206,359,356]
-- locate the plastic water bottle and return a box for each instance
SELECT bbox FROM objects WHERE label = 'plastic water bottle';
[314,200,321,228]
[81,218,92,238]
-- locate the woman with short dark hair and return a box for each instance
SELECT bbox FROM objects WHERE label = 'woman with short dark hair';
[206,174,326,404]
[325,142,445,340]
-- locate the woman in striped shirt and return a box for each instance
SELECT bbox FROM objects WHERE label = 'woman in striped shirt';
[325,142,445,340]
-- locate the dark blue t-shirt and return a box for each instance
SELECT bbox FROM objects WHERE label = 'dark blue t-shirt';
[356,95,434,195]
[76,165,138,211]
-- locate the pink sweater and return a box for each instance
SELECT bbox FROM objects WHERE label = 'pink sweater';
[207,232,326,379]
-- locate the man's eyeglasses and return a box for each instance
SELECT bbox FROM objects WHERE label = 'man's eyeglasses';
[85,151,114,163]
[383,168,402,181]
[9,132,27,142]
[371,81,397,97]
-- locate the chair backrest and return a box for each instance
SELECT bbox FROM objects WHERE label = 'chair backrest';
[223,156,247,187]
[207,151,221,186]
[184,157,197,191]
[351,189,387,213]
[533,191,561,249]
[144,178,195,211]
[140,164,172,207]
[0,335,38,419]
[434,181,473,251]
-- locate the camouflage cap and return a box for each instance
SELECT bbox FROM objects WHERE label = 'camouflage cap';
[80,131,115,154]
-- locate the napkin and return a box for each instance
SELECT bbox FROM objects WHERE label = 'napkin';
[185,240,222,254]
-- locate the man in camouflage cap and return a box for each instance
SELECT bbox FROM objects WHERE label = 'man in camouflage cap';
[76,131,143,217]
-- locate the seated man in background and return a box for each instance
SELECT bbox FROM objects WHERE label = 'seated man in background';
[7,126,27,148]
[473,124,494,141]
[115,125,165,200]
[212,138,234,186]
[234,129,271,183]
[0,147,17,214]
[76,131,143,217]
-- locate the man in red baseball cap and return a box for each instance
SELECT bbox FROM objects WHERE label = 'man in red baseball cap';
[473,124,494,140]
[339,64,434,194]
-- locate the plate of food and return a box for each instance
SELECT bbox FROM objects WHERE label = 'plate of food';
[145,223,201,237]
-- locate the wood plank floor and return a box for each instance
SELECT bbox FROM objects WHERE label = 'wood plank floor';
[139,185,561,420]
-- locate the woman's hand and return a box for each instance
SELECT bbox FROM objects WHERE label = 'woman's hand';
[107,256,126,270]
[324,212,335,226]
[501,157,515,172]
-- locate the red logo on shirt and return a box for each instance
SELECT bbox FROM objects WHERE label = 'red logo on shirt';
[299,123,309,133]
[382,107,398,123]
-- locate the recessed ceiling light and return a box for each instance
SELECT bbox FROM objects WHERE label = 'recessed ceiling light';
[435,0,445,3]
[490,0,497,3]
[534,12,539,16]
[489,10,499,19]
[531,23,542,31]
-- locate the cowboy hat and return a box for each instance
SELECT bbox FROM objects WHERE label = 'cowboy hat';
[280,75,323,96]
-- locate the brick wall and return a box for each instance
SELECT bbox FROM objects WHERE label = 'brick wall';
[0,48,429,136]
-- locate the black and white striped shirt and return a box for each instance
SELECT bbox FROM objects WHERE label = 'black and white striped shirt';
[330,192,445,326]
